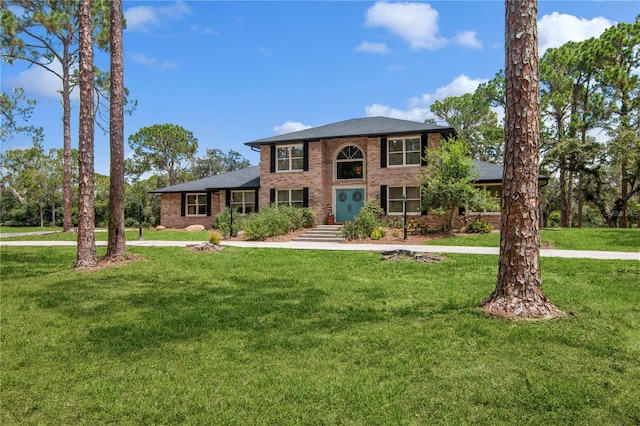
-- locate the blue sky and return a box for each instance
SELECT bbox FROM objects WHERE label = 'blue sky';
[2,0,638,175]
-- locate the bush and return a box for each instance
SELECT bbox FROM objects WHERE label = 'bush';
[214,208,246,237]
[208,230,222,245]
[242,204,316,241]
[465,219,494,234]
[339,221,360,240]
[370,226,385,240]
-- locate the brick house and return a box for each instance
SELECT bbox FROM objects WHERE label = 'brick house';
[151,117,506,229]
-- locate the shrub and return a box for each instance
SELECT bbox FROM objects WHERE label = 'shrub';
[214,208,247,237]
[208,230,222,245]
[339,221,360,240]
[300,208,317,228]
[370,226,385,240]
[465,219,494,234]
[242,204,316,241]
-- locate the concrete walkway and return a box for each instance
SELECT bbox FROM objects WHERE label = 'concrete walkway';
[1,238,638,260]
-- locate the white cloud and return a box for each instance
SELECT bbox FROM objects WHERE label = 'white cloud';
[8,58,78,101]
[259,47,272,59]
[130,53,177,70]
[386,63,405,73]
[365,74,488,122]
[538,12,612,53]
[365,2,446,50]
[454,31,482,49]
[355,41,390,54]
[125,1,191,33]
[273,121,313,135]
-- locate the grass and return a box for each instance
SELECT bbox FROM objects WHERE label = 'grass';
[427,227,640,252]
[0,227,210,242]
[2,246,639,424]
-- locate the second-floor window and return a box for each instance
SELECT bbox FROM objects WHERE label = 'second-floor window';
[388,137,421,166]
[277,145,304,172]
[336,145,364,180]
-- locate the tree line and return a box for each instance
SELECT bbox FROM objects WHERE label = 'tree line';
[429,17,640,228]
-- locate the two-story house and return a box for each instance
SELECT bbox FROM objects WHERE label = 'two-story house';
[151,116,504,229]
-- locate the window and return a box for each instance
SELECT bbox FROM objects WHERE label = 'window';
[336,145,364,180]
[388,137,421,166]
[230,190,256,214]
[387,186,421,214]
[186,193,208,216]
[277,144,304,172]
[276,189,304,207]
[468,185,501,213]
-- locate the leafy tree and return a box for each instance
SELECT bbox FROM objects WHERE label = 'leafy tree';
[190,148,251,179]
[106,0,126,257]
[75,0,96,269]
[481,0,565,319]
[430,92,504,163]
[418,137,485,231]
[127,124,198,185]
[0,88,43,144]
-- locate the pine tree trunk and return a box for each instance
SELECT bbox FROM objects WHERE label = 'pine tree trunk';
[106,0,127,258]
[62,43,73,232]
[75,0,97,269]
[481,0,565,320]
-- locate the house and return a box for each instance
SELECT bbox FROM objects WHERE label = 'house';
[151,116,506,230]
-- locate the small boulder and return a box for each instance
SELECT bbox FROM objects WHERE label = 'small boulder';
[185,224,206,232]
[155,225,166,231]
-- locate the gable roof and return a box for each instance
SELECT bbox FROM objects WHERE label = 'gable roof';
[473,160,503,183]
[150,166,260,193]
[245,116,455,147]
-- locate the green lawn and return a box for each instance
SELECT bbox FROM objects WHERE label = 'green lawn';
[2,246,639,424]
[0,227,210,242]
[427,227,640,252]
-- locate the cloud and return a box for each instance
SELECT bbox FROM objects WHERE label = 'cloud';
[355,41,390,54]
[273,121,313,135]
[454,31,482,49]
[131,53,177,70]
[538,12,612,53]
[365,74,487,122]
[7,58,78,101]
[190,25,220,36]
[386,63,405,73]
[365,2,446,50]
[125,1,191,33]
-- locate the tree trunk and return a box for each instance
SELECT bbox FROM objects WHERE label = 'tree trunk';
[559,165,570,227]
[62,42,73,232]
[577,173,583,227]
[620,162,628,228]
[75,0,97,269]
[481,0,565,320]
[106,0,127,258]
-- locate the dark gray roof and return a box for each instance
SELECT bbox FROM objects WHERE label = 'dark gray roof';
[473,160,503,182]
[150,166,260,193]
[245,116,455,147]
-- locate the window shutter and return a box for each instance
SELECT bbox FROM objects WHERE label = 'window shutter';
[180,193,186,217]
[380,185,387,214]
[206,192,212,216]
[270,145,276,173]
[421,134,429,166]
[380,137,387,168]
[225,190,231,207]
[302,187,309,208]
[303,142,309,171]
[421,186,428,215]
[255,189,259,212]
[270,188,276,204]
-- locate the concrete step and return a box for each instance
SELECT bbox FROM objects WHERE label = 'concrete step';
[293,225,343,242]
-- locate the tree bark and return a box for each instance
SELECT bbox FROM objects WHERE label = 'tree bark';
[481,0,565,320]
[106,0,127,258]
[62,41,73,232]
[75,0,97,269]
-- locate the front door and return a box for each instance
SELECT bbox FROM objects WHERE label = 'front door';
[335,189,365,223]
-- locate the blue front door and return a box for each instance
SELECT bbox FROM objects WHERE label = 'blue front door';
[335,189,365,223]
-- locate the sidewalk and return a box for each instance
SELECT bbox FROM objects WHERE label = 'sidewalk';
[1,239,638,260]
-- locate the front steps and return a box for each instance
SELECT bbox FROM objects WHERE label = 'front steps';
[293,225,343,242]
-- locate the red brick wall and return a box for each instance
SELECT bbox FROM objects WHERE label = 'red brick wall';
[159,192,222,229]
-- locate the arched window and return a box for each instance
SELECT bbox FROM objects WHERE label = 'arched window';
[336,146,364,180]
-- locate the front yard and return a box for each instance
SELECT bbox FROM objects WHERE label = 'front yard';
[1,245,638,424]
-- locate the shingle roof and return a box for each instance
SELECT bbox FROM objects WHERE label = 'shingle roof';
[150,166,260,193]
[473,160,503,182]
[245,116,455,147]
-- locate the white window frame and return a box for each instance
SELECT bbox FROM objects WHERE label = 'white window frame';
[276,144,304,172]
[276,189,304,207]
[387,186,422,215]
[230,190,256,214]
[388,136,421,167]
[186,193,208,216]
[335,145,365,180]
